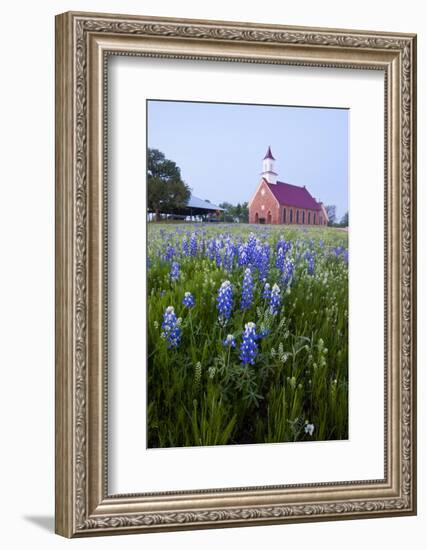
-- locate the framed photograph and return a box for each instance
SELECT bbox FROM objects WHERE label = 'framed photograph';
[55,11,417,537]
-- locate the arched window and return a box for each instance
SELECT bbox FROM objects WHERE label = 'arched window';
[296,210,299,224]
[255,212,259,224]
[308,212,311,224]
[267,211,272,224]
[283,208,286,223]
[302,211,305,224]
[290,209,293,223]
[313,213,316,225]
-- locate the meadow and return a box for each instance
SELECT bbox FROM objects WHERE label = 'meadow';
[147,222,348,448]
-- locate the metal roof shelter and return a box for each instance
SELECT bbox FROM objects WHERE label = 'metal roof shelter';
[153,194,224,221]
[187,195,224,212]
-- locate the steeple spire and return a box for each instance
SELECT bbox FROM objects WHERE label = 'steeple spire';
[263,146,276,161]
[261,146,278,184]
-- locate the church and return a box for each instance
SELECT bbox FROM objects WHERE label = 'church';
[248,147,329,226]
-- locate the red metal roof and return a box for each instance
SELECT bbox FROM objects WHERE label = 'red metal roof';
[263,146,275,160]
[266,180,322,210]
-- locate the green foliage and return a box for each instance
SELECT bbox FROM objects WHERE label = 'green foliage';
[219,201,249,223]
[147,148,191,217]
[147,223,348,448]
[340,211,349,226]
[325,204,336,225]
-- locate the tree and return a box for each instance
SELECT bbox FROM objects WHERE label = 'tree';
[325,204,336,226]
[340,211,349,227]
[147,148,191,220]
[218,201,249,223]
[240,202,249,223]
[235,203,242,221]
[219,202,235,222]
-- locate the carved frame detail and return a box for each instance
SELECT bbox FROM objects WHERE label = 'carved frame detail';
[55,11,416,537]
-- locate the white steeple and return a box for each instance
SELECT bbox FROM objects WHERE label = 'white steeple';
[261,146,278,184]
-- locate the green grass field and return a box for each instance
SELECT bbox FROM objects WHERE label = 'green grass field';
[147,223,348,448]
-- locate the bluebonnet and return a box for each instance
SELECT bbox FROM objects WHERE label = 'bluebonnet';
[253,243,271,281]
[239,322,258,365]
[206,238,217,261]
[276,238,291,255]
[305,250,315,276]
[216,280,233,324]
[283,258,295,287]
[332,246,345,257]
[223,334,236,348]
[182,291,195,308]
[260,244,271,281]
[182,238,189,256]
[165,244,176,261]
[170,261,180,282]
[223,242,235,272]
[269,283,281,315]
[263,282,271,301]
[237,244,249,267]
[240,268,254,310]
[246,233,257,263]
[275,247,285,270]
[161,306,182,349]
[190,233,198,257]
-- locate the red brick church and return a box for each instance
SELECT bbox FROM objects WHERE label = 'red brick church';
[248,147,329,226]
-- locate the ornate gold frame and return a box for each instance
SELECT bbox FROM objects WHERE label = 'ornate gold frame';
[55,11,417,537]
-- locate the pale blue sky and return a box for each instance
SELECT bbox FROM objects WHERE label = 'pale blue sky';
[147,100,348,220]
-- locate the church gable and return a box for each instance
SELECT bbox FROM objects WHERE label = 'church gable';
[248,178,280,224]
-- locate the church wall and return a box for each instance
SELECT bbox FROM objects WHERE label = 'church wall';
[248,180,280,224]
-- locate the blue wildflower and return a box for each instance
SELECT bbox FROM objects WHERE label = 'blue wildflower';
[170,261,180,282]
[263,282,271,301]
[165,244,175,261]
[283,258,294,286]
[305,250,315,276]
[238,244,248,267]
[206,238,217,261]
[269,283,281,315]
[239,322,258,365]
[261,243,271,281]
[246,233,257,263]
[182,291,195,308]
[161,306,182,349]
[223,242,235,272]
[182,238,189,256]
[190,233,198,257]
[240,268,254,310]
[223,334,236,348]
[332,246,345,257]
[216,280,233,324]
[277,238,291,255]
[276,247,285,270]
